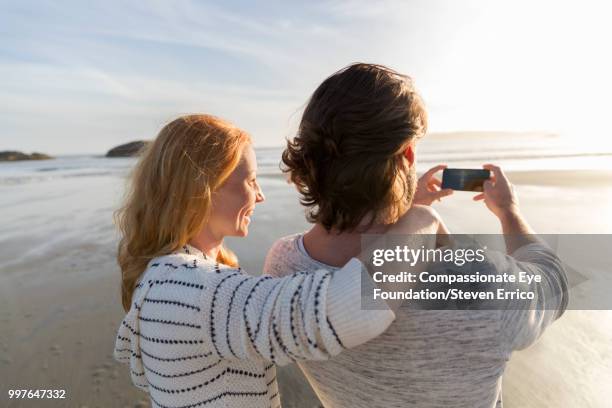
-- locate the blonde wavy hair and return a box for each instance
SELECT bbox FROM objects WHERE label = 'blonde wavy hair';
[115,114,251,312]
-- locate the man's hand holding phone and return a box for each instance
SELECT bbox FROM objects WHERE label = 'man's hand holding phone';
[413,164,454,206]
[472,164,520,220]
[414,162,536,254]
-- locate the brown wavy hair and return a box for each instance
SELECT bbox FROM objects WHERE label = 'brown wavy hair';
[282,63,428,232]
[115,114,251,312]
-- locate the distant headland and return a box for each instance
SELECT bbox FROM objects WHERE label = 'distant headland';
[105,141,151,158]
[0,151,53,162]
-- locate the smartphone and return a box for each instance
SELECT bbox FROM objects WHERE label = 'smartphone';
[441,168,491,192]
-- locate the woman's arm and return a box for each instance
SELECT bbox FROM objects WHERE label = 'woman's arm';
[201,259,395,366]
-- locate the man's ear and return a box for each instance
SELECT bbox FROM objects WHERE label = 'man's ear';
[403,145,415,167]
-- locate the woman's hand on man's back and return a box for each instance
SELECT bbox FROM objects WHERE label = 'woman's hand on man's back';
[390,204,445,236]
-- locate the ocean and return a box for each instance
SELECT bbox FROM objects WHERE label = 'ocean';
[2,132,612,187]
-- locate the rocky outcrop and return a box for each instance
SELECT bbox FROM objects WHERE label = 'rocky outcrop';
[0,151,53,161]
[105,141,150,157]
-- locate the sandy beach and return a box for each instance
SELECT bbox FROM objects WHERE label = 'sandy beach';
[1,154,611,407]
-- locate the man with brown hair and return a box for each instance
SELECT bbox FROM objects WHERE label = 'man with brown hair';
[264,63,567,407]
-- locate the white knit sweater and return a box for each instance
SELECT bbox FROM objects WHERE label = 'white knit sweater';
[114,244,395,408]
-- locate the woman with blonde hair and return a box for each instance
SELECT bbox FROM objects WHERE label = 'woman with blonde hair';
[113,114,430,408]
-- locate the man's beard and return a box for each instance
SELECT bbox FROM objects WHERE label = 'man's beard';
[401,164,417,214]
[378,165,417,226]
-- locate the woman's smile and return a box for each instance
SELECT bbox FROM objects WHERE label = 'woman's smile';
[243,208,254,224]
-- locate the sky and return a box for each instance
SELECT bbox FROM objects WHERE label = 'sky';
[1,0,612,155]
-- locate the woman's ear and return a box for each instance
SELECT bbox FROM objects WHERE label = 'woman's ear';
[403,145,415,167]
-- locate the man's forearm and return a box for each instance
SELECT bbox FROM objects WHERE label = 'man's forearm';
[499,209,539,254]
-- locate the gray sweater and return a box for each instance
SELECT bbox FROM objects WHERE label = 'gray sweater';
[264,234,568,408]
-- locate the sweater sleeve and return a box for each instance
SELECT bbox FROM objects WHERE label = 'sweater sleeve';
[201,258,395,365]
[498,242,569,351]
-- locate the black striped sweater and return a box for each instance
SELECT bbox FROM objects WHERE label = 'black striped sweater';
[114,244,395,408]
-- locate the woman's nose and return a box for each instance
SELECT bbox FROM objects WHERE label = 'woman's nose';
[256,183,265,203]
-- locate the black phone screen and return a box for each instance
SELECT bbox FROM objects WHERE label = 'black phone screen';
[441,168,491,192]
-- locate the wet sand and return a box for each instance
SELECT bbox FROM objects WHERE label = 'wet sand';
[0,169,611,407]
